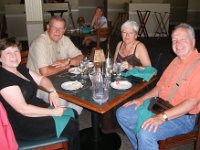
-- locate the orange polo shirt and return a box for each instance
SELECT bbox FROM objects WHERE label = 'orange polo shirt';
[157,50,200,114]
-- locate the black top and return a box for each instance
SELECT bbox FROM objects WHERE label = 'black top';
[0,66,55,140]
[116,42,142,67]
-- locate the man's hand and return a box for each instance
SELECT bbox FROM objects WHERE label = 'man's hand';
[141,114,165,133]
[51,59,70,68]
[123,98,144,110]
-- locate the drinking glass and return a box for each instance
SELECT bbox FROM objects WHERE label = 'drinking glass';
[78,61,86,84]
[112,62,122,79]
[105,58,113,77]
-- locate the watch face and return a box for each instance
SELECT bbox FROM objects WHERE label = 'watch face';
[162,113,168,121]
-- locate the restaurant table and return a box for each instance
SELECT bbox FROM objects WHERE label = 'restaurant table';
[48,71,157,150]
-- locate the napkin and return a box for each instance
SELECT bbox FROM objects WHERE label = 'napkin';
[49,106,74,137]
[82,26,91,34]
[133,99,155,134]
[121,66,157,82]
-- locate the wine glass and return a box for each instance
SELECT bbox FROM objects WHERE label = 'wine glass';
[78,61,86,84]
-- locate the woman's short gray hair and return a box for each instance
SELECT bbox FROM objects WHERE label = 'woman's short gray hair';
[121,20,139,34]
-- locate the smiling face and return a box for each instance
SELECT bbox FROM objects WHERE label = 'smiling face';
[172,27,195,60]
[47,19,66,43]
[0,46,21,69]
[121,27,137,45]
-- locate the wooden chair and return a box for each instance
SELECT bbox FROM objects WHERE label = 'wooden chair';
[96,27,111,49]
[20,50,29,65]
[158,114,200,150]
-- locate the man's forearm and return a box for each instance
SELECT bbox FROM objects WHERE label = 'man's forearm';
[39,65,67,76]
[164,99,199,120]
[71,55,83,66]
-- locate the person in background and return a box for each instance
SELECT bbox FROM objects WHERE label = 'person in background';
[82,6,108,46]
[116,23,200,150]
[27,16,83,114]
[0,37,79,150]
[114,20,151,70]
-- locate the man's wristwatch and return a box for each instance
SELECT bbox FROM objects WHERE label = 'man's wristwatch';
[161,112,168,121]
[49,90,57,94]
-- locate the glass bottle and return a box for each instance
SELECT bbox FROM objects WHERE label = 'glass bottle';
[105,43,112,77]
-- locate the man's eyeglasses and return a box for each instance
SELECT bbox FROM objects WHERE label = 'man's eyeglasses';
[50,26,65,32]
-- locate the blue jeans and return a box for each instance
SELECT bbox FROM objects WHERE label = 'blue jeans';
[116,104,197,150]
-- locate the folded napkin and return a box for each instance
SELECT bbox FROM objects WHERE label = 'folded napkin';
[82,26,91,34]
[133,99,155,134]
[121,66,157,82]
[49,106,74,137]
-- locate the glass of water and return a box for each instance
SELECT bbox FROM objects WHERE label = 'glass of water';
[113,62,122,80]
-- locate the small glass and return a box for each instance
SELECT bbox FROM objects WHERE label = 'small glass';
[105,58,113,77]
[112,62,122,79]
[78,61,87,84]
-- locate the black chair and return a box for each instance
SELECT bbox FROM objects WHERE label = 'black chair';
[148,50,163,79]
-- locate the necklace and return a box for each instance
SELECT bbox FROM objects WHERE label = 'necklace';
[121,42,135,57]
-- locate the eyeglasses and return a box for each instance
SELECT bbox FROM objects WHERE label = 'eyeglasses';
[50,25,65,32]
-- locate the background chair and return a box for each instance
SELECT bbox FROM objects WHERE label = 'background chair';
[96,21,112,49]
[96,27,111,49]
[158,114,200,150]
[20,50,29,65]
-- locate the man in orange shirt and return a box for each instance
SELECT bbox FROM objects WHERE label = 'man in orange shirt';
[116,23,200,150]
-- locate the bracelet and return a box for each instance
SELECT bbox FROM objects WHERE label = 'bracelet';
[49,90,57,94]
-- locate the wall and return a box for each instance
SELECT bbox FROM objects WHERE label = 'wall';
[187,0,200,28]
[5,2,79,41]
[79,0,103,25]
[0,0,20,12]
[129,3,170,37]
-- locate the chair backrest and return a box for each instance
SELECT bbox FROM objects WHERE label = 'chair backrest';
[20,50,29,65]
[159,114,200,150]
[96,27,111,49]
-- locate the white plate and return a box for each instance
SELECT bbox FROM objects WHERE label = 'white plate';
[61,81,83,91]
[110,80,132,90]
[68,67,81,75]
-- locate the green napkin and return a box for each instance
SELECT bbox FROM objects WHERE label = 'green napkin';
[49,106,75,137]
[82,26,91,34]
[121,66,157,82]
[133,99,155,134]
